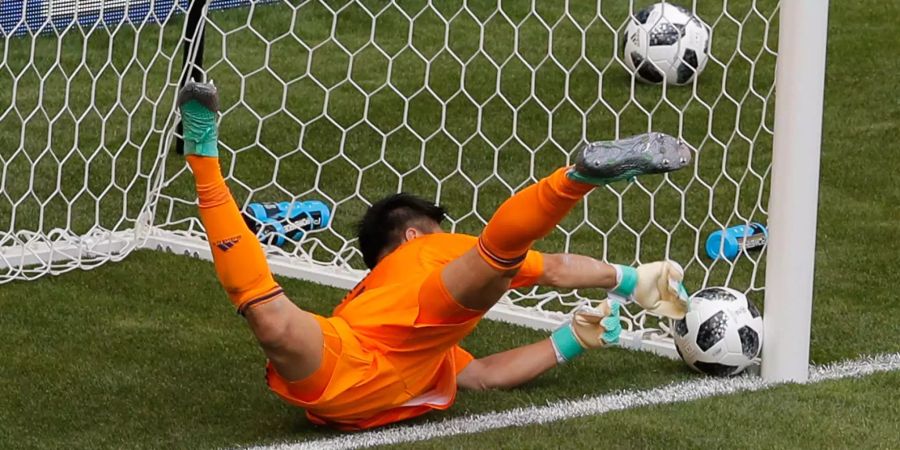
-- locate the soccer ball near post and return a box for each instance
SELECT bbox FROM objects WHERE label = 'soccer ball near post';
[673,287,763,376]
[623,2,710,85]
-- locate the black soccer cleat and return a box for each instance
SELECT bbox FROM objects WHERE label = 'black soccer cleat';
[568,132,692,184]
[177,81,220,113]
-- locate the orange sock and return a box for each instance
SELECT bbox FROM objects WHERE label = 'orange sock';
[478,167,593,270]
[187,155,282,313]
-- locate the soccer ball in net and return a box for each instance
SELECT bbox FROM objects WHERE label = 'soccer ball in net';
[623,2,710,85]
[673,287,763,376]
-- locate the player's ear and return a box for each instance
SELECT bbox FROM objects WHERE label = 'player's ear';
[404,227,422,242]
[404,220,441,242]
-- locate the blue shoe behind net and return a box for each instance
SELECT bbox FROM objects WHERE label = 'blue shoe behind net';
[242,201,331,247]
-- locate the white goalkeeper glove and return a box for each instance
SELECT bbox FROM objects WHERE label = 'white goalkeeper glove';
[608,261,689,319]
[550,300,622,363]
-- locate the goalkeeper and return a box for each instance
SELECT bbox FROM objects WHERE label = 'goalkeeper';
[178,82,691,430]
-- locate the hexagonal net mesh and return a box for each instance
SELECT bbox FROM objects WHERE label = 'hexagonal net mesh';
[1,0,780,355]
[0,0,193,280]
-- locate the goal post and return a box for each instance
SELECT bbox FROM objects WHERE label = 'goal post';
[0,0,826,367]
[761,0,829,383]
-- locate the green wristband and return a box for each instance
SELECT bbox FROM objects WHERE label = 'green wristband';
[611,265,638,298]
[551,324,585,363]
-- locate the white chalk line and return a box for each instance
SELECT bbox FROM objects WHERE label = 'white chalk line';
[244,352,900,450]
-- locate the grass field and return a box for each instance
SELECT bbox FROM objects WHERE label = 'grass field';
[2,0,900,448]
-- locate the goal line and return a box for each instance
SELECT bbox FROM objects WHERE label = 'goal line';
[243,352,900,450]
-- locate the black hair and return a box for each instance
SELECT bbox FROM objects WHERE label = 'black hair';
[357,193,446,269]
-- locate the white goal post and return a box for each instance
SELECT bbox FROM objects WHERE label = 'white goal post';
[0,0,828,380]
[761,0,829,383]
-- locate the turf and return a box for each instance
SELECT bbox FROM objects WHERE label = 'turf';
[1,0,899,448]
[392,371,900,449]
[0,250,695,449]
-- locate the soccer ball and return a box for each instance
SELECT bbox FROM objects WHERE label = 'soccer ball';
[623,3,710,85]
[673,287,763,376]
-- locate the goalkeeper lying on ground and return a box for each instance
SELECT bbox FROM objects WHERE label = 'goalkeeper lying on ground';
[178,81,692,430]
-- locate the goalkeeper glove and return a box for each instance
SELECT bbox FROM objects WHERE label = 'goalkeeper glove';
[550,300,622,363]
[609,261,689,319]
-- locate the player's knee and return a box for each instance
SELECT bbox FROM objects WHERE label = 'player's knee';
[476,235,527,274]
[249,310,294,351]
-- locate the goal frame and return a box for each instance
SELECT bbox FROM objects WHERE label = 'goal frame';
[0,0,830,378]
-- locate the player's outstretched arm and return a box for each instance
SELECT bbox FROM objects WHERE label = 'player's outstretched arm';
[461,254,689,390]
[537,253,689,319]
[536,253,619,289]
[457,300,621,391]
[456,339,557,390]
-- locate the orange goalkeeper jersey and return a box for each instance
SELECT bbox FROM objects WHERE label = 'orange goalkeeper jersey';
[265,232,544,429]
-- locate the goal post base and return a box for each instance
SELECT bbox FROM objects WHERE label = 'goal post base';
[142,228,362,290]
[0,230,135,281]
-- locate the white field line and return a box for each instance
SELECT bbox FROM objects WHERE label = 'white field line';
[245,353,900,450]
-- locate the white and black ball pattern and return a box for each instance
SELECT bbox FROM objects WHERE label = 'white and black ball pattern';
[623,3,710,85]
[673,286,763,376]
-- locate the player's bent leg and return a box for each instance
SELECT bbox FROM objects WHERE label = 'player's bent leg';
[443,167,593,310]
[440,248,516,312]
[446,133,690,311]
[180,81,326,381]
[264,311,349,408]
[244,296,326,381]
[476,167,593,273]
[186,154,285,310]
[179,82,281,312]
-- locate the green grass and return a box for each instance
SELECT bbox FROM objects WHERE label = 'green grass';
[0,250,695,449]
[1,0,900,448]
[392,371,900,449]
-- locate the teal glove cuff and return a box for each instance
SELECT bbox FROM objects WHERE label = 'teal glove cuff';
[551,324,586,363]
[611,265,638,298]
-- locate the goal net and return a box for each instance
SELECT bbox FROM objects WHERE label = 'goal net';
[1,0,780,358]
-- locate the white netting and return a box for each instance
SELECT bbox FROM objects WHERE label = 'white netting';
[0,0,195,280]
[1,0,779,355]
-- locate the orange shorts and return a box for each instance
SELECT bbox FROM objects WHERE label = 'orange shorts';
[265,268,480,430]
